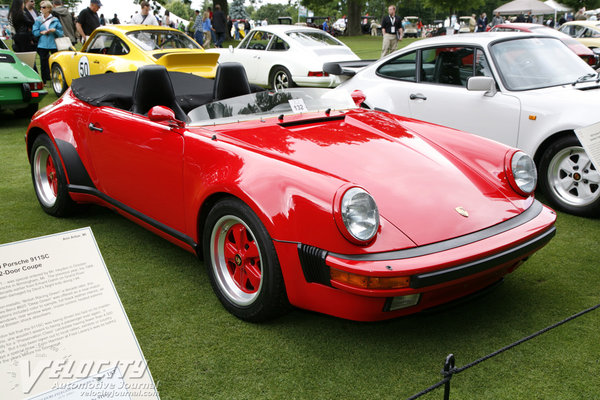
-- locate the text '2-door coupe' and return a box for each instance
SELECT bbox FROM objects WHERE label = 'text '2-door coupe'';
[49,25,219,97]
[27,63,556,322]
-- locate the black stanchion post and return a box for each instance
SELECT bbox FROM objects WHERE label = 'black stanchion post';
[442,354,455,400]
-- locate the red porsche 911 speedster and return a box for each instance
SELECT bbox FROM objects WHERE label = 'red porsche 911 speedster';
[26,63,556,322]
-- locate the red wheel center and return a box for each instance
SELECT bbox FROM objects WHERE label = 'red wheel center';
[573,172,581,181]
[223,224,261,294]
[46,157,58,196]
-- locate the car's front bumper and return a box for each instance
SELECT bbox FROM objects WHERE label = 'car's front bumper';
[274,200,556,321]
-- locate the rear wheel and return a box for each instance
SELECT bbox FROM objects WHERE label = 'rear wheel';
[51,64,68,97]
[270,66,295,90]
[203,198,289,321]
[30,135,75,216]
[538,135,600,217]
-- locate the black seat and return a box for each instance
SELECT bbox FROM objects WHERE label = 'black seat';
[131,65,187,121]
[212,62,251,101]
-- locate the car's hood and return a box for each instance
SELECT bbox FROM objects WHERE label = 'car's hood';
[519,82,600,104]
[0,50,39,82]
[213,110,525,246]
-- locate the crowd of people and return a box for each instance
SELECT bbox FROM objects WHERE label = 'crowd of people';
[7,0,600,83]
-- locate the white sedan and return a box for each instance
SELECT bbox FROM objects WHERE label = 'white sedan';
[332,32,600,217]
[207,25,360,89]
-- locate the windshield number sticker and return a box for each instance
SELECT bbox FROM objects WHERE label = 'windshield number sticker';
[288,99,308,114]
[78,56,90,77]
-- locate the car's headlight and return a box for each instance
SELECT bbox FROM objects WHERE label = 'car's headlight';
[335,186,379,244]
[506,151,537,196]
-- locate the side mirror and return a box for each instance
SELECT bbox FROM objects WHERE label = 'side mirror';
[228,45,234,53]
[467,76,497,97]
[148,105,184,128]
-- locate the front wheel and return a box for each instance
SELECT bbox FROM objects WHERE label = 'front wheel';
[538,135,600,217]
[51,64,68,97]
[30,135,76,216]
[270,66,295,90]
[203,198,289,321]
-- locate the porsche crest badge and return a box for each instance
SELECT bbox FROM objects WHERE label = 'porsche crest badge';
[455,207,469,217]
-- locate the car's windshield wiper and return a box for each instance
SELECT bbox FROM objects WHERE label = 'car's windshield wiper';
[572,72,598,86]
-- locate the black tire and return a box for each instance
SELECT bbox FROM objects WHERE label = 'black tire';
[14,103,38,119]
[51,63,68,97]
[203,198,290,321]
[270,66,295,90]
[30,135,76,217]
[538,135,600,217]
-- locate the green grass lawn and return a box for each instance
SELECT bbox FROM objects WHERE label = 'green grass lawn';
[1,36,599,400]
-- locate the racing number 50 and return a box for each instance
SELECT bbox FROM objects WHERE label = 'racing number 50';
[78,56,90,77]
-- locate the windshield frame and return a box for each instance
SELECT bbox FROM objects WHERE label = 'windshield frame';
[488,35,595,91]
[285,30,344,47]
[126,29,201,51]
[187,88,357,126]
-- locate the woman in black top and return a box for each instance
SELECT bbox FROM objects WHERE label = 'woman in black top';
[9,0,36,52]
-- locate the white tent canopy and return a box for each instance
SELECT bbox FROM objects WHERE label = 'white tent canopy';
[544,0,572,23]
[494,0,556,15]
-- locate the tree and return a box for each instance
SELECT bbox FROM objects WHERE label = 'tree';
[166,0,193,20]
[562,0,600,10]
[422,0,485,15]
[301,0,364,35]
[230,0,248,19]
[251,3,297,24]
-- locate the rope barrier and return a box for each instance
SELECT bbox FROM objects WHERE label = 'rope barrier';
[406,301,600,400]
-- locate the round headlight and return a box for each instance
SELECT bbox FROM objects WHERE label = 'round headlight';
[340,187,379,242]
[509,151,537,195]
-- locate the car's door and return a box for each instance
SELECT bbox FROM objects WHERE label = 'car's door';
[84,107,186,233]
[234,30,274,83]
[380,45,521,147]
[75,33,128,77]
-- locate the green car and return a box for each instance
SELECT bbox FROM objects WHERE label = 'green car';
[0,39,46,117]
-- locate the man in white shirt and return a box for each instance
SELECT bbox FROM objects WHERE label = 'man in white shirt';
[130,1,158,26]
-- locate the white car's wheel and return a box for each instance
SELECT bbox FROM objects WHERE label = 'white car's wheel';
[270,66,295,90]
[539,135,600,217]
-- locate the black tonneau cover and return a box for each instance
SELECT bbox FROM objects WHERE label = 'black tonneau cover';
[71,71,216,113]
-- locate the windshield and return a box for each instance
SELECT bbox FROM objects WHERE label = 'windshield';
[188,88,356,125]
[490,37,594,90]
[127,30,201,51]
[287,31,342,46]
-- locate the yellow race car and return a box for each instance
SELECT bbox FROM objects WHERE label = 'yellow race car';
[50,25,219,96]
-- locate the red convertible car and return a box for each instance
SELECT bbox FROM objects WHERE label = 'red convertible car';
[26,64,556,322]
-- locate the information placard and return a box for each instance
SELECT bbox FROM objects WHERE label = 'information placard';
[0,228,159,399]
[575,121,600,170]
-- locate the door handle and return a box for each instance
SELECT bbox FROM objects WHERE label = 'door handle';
[410,93,427,100]
[88,123,103,132]
[93,60,100,64]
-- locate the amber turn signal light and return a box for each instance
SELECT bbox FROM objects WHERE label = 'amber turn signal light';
[330,268,410,290]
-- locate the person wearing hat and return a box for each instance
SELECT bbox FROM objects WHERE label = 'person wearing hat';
[76,0,101,43]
